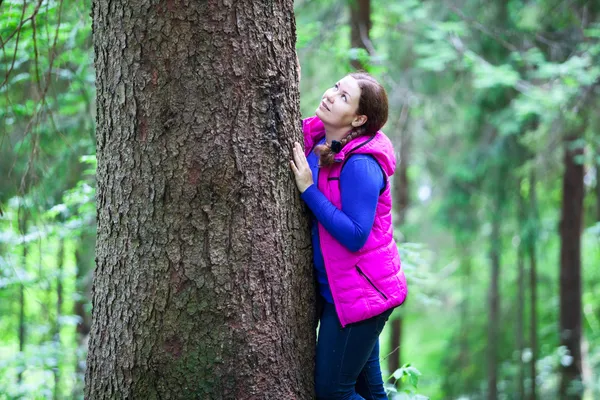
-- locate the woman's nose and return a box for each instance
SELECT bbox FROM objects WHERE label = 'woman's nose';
[325,91,334,103]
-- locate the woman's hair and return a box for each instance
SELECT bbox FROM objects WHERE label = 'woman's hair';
[315,72,389,166]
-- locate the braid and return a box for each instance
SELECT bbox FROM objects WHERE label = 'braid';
[314,127,368,167]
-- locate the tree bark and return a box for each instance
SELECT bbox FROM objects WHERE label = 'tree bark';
[349,0,371,70]
[86,1,314,399]
[558,134,585,400]
[528,170,538,400]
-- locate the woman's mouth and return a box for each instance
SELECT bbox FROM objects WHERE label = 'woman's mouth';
[320,101,330,112]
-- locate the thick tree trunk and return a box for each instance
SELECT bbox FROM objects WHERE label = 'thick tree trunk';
[516,182,525,400]
[86,1,314,399]
[528,170,538,400]
[558,134,585,400]
[349,0,371,70]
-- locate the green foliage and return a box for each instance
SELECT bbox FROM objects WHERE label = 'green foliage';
[386,363,429,400]
[0,0,598,398]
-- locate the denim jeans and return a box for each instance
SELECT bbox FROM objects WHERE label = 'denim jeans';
[315,301,394,400]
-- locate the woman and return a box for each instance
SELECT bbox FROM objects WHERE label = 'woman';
[290,72,408,400]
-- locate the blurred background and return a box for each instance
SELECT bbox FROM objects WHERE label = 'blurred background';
[1,0,599,398]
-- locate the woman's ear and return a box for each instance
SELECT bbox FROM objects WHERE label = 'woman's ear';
[352,115,367,128]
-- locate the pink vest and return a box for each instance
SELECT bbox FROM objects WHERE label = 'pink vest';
[303,116,408,327]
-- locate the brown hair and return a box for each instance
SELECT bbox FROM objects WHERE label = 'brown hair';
[315,72,389,166]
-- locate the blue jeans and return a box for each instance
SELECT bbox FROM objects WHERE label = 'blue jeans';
[315,301,394,400]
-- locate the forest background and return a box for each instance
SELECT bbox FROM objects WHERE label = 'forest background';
[1,0,599,399]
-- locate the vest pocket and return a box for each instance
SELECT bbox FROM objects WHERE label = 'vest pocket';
[356,265,388,301]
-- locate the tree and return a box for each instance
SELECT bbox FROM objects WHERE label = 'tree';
[349,0,371,70]
[85,1,315,398]
[528,170,538,400]
[558,124,586,399]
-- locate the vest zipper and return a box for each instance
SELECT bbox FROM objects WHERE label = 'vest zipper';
[355,266,388,301]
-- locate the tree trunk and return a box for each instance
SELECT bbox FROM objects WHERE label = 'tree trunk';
[389,106,410,377]
[487,216,500,400]
[459,251,471,372]
[74,229,94,398]
[17,213,27,384]
[528,170,538,400]
[516,181,525,400]
[86,1,314,399]
[54,238,65,400]
[558,134,585,400]
[596,151,600,221]
[349,0,371,70]
[488,174,504,400]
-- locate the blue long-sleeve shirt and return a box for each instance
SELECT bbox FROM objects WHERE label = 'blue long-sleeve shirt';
[301,137,385,303]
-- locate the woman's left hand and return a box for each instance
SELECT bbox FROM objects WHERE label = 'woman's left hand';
[290,142,314,193]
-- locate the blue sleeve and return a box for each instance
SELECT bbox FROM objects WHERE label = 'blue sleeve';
[300,155,384,252]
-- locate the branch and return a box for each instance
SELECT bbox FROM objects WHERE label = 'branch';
[0,0,45,90]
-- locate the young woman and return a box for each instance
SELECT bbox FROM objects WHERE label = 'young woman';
[290,72,408,400]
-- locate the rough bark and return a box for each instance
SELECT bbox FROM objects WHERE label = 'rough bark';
[558,134,585,400]
[528,170,538,400]
[349,0,371,70]
[86,1,314,399]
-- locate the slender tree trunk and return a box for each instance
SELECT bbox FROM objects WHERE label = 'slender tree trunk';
[389,318,402,374]
[488,166,505,400]
[74,229,93,398]
[596,152,600,221]
[528,170,538,400]
[54,238,64,400]
[488,212,500,400]
[389,106,411,377]
[459,248,472,373]
[516,180,526,400]
[349,0,371,70]
[86,1,314,399]
[17,213,27,384]
[558,134,585,400]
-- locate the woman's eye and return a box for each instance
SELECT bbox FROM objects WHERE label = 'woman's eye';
[342,94,347,101]
[333,84,338,90]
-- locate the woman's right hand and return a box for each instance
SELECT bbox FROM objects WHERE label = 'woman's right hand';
[290,142,313,193]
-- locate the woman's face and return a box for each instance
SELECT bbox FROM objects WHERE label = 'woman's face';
[315,76,365,130]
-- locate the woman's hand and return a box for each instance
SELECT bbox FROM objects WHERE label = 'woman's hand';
[290,142,314,193]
